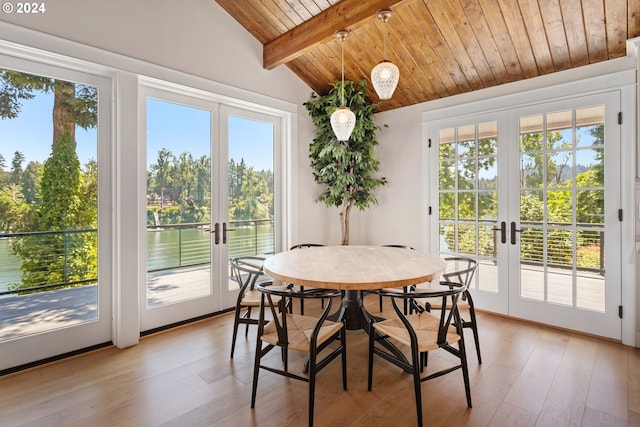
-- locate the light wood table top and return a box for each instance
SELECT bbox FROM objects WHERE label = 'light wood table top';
[263,245,445,291]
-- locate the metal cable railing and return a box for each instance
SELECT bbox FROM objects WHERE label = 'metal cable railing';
[0,219,275,296]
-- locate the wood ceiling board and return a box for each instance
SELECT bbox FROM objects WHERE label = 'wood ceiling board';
[559,0,590,67]
[605,0,630,59]
[478,0,526,81]
[538,0,572,70]
[582,0,609,63]
[214,0,640,111]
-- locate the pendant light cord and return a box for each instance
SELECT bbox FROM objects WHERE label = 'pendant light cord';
[341,37,345,107]
[383,21,387,61]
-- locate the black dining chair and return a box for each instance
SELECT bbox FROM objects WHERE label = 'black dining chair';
[368,281,472,427]
[251,282,347,427]
[229,255,274,358]
[414,256,481,363]
[362,244,415,314]
[289,243,324,315]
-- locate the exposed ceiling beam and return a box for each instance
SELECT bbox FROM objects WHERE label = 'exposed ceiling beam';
[263,0,410,70]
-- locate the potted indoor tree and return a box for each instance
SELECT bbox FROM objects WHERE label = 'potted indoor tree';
[303,79,387,245]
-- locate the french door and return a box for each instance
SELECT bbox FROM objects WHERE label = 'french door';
[140,85,279,331]
[0,58,112,372]
[507,93,621,337]
[431,91,622,339]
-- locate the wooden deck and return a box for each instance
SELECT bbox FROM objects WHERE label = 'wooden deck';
[0,267,215,341]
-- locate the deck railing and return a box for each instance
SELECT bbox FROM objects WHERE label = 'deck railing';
[0,219,274,296]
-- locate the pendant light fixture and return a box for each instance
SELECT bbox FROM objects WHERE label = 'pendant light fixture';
[330,29,356,142]
[371,8,399,100]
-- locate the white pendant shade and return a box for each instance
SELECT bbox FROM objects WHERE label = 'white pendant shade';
[371,60,399,100]
[330,106,356,141]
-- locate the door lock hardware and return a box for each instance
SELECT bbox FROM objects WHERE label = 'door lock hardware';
[510,221,522,245]
[492,221,507,244]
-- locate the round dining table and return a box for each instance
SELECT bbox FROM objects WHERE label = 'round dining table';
[263,245,446,330]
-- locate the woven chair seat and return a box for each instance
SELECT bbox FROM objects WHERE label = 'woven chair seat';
[262,314,343,352]
[240,289,283,307]
[373,312,461,352]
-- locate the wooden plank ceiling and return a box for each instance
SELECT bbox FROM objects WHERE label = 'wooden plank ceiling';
[216,0,640,112]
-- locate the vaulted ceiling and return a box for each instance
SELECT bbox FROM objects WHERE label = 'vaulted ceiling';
[216,0,640,112]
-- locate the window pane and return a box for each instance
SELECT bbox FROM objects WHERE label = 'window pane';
[227,115,274,257]
[0,69,98,340]
[146,98,211,308]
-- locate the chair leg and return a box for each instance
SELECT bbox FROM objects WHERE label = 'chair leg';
[367,322,375,391]
[378,293,383,312]
[341,323,347,390]
[468,310,482,364]
[308,349,317,427]
[411,348,424,427]
[230,308,241,358]
[250,341,262,408]
[244,307,252,336]
[458,340,473,408]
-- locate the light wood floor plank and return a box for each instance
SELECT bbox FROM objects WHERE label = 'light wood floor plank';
[1,295,639,427]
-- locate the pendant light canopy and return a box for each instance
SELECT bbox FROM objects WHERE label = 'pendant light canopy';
[330,29,356,142]
[371,9,399,100]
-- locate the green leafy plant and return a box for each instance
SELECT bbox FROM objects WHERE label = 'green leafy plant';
[303,79,387,245]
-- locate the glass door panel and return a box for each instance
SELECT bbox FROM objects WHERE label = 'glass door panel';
[141,90,218,332]
[145,98,212,308]
[220,107,278,308]
[436,118,507,313]
[0,64,111,372]
[509,93,621,339]
[227,115,275,258]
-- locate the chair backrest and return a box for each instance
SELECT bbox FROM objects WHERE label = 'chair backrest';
[230,256,268,296]
[382,244,415,250]
[256,283,341,347]
[290,243,324,250]
[442,257,477,289]
[379,282,467,346]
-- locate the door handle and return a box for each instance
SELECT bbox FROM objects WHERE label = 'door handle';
[213,222,220,245]
[510,221,522,245]
[223,222,227,244]
[492,221,506,244]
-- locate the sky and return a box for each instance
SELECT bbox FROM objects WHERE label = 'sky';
[146,98,274,171]
[0,89,274,172]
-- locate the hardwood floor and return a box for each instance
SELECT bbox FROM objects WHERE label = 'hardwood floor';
[1,295,639,427]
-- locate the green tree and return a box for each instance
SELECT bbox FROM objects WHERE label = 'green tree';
[21,161,42,204]
[304,79,387,245]
[10,133,96,290]
[10,151,24,185]
[150,148,174,212]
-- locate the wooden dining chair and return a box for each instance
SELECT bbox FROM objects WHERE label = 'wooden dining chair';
[251,282,347,427]
[229,255,274,358]
[368,282,472,427]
